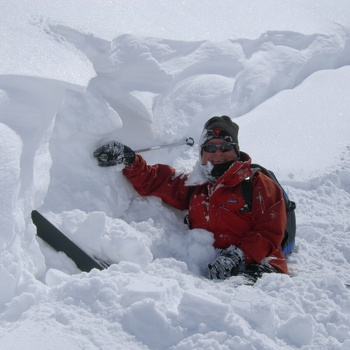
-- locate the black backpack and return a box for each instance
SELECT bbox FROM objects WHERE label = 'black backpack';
[241,164,296,255]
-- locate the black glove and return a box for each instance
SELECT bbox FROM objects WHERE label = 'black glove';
[241,263,277,283]
[205,246,245,280]
[93,141,136,167]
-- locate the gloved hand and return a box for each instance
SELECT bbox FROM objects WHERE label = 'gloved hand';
[205,246,245,280]
[93,141,136,167]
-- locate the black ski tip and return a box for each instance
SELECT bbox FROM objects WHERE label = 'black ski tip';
[31,210,108,272]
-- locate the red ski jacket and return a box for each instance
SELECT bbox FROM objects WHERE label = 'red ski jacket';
[123,152,288,274]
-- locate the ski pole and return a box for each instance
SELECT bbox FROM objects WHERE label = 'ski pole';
[135,137,194,153]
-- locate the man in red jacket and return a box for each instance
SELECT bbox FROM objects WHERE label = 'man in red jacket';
[93,116,288,282]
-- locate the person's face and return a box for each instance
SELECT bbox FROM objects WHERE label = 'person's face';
[201,139,238,165]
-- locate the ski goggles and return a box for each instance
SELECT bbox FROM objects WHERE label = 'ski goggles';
[201,142,237,153]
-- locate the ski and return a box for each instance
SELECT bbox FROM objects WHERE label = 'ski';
[31,210,109,272]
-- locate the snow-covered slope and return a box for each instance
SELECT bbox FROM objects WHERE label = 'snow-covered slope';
[1,1,350,349]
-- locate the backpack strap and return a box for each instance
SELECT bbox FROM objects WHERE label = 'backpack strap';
[184,186,196,228]
[240,167,260,213]
[241,179,253,212]
[185,185,196,204]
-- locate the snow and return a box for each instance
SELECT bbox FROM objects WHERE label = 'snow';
[1,0,350,349]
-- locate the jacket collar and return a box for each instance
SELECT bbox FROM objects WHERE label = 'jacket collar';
[185,151,252,187]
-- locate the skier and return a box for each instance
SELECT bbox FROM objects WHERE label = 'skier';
[93,116,288,282]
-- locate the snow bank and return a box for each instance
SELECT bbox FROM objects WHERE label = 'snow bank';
[0,75,83,304]
[1,1,350,349]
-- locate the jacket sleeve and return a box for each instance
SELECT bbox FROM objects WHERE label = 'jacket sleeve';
[237,172,287,265]
[122,155,190,210]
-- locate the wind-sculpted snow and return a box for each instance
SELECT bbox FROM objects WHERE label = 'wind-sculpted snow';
[0,75,84,305]
[1,9,350,350]
[50,25,350,139]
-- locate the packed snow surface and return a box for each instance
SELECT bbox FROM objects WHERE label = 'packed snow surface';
[1,1,350,349]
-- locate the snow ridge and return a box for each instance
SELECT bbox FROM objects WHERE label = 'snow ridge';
[1,10,350,350]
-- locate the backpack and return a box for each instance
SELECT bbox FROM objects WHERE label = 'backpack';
[241,164,296,255]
